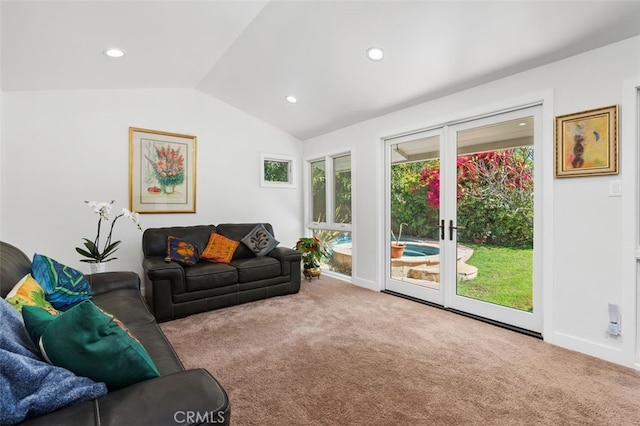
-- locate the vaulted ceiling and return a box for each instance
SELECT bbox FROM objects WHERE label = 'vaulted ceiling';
[3,1,640,140]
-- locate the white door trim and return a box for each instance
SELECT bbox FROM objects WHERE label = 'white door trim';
[620,76,640,368]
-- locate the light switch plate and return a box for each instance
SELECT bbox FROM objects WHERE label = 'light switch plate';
[608,179,622,197]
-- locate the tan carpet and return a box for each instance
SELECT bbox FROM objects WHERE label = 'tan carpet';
[161,276,640,425]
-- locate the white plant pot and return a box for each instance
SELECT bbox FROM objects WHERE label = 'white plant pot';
[90,262,107,274]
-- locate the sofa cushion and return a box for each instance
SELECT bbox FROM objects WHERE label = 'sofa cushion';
[217,223,276,260]
[231,257,281,283]
[167,236,198,266]
[31,254,92,311]
[185,263,238,292]
[22,301,160,391]
[5,274,58,314]
[200,233,239,264]
[241,224,279,257]
[123,321,185,375]
[92,287,156,325]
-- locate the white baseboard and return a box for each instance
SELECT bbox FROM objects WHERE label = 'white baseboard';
[552,331,632,367]
[350,276,379,292]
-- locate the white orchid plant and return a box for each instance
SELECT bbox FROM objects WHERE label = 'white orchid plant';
[75,200,142,263]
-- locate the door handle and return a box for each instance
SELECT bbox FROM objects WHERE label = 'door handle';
[425,220,446,240]
[449,220,465,241]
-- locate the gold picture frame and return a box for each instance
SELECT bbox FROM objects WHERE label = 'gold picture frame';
[555,105,618,177]
[129,127,197,213]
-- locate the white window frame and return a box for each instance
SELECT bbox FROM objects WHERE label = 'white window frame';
[305,151,352,232]
[304,150,354,280]
[260,153,296,188]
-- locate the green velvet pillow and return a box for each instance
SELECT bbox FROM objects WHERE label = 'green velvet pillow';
[22,301,160,390]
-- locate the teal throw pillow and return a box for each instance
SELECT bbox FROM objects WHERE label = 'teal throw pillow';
[22,301,160,390]
[241,224,279,257]
[31,253,91,310]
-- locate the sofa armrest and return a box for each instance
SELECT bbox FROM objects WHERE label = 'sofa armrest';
[269,247,301,292]
[87,271,140,296]
[142,257,187,322]
[269,246,301,263]
[21,369,230,426]
[142,257,186,287]
[99,369,230,426]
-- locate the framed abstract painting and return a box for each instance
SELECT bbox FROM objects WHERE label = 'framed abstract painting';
[554,105,618,177]
[129,127,197,213]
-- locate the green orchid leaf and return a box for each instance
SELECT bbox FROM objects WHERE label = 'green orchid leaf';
[99,241,121,260]
[75,247,94,258]
[82,239,100,256]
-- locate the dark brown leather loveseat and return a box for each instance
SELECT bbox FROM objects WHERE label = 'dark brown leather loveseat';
[142,223,301,323]
[0,241,230,425]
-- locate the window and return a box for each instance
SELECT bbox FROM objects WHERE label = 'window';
[311,160,326,221]
[261,153,295,188]
[333,155,352,224]
[306,152,352,276]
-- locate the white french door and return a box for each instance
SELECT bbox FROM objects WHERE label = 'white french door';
[386,127,446,306]
[385,106,542,333]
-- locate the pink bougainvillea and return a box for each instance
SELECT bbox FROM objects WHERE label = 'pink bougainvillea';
[416,149,533,209]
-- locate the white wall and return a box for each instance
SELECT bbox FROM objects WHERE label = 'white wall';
[303,36,640,367]
[1,88,303,278]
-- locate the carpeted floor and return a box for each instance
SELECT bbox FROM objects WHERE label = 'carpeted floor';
[160,276,640,425]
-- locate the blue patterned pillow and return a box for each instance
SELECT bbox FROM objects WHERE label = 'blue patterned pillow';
[241,224,279,257]
[167,236,198,266]
[31,254,92,311]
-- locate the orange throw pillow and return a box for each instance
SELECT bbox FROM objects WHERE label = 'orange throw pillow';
[200,233,240,263]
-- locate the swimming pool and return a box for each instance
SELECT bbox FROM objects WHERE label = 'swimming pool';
[331,235,439,257]
[402,243,439,257]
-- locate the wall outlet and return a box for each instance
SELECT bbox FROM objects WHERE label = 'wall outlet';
[607,303,621,336]
[608,179,622,197]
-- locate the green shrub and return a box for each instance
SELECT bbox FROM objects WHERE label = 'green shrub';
[391,147,533,247]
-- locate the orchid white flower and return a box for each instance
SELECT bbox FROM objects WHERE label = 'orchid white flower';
[86,200,114,221]
[122,208,142,230]
[76,200,142,263]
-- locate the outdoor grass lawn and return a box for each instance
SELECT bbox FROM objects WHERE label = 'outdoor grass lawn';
[457,244,533,312]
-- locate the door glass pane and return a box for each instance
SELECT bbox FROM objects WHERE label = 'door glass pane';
[455,117,534,312]
[311,160,326,222]
[389,135,441,289]
[333,155,352,224]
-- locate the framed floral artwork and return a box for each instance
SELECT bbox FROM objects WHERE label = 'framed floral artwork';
[555,105,618,177]
[129,127,197,213]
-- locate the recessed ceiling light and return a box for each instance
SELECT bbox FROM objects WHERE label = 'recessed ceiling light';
[519,122,527,126]
[285,95,298,104]
[103,48,126,58]
[366,46,384,61]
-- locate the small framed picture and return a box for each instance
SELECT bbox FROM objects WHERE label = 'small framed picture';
[555,105,618,177]
[129,127,197,213]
